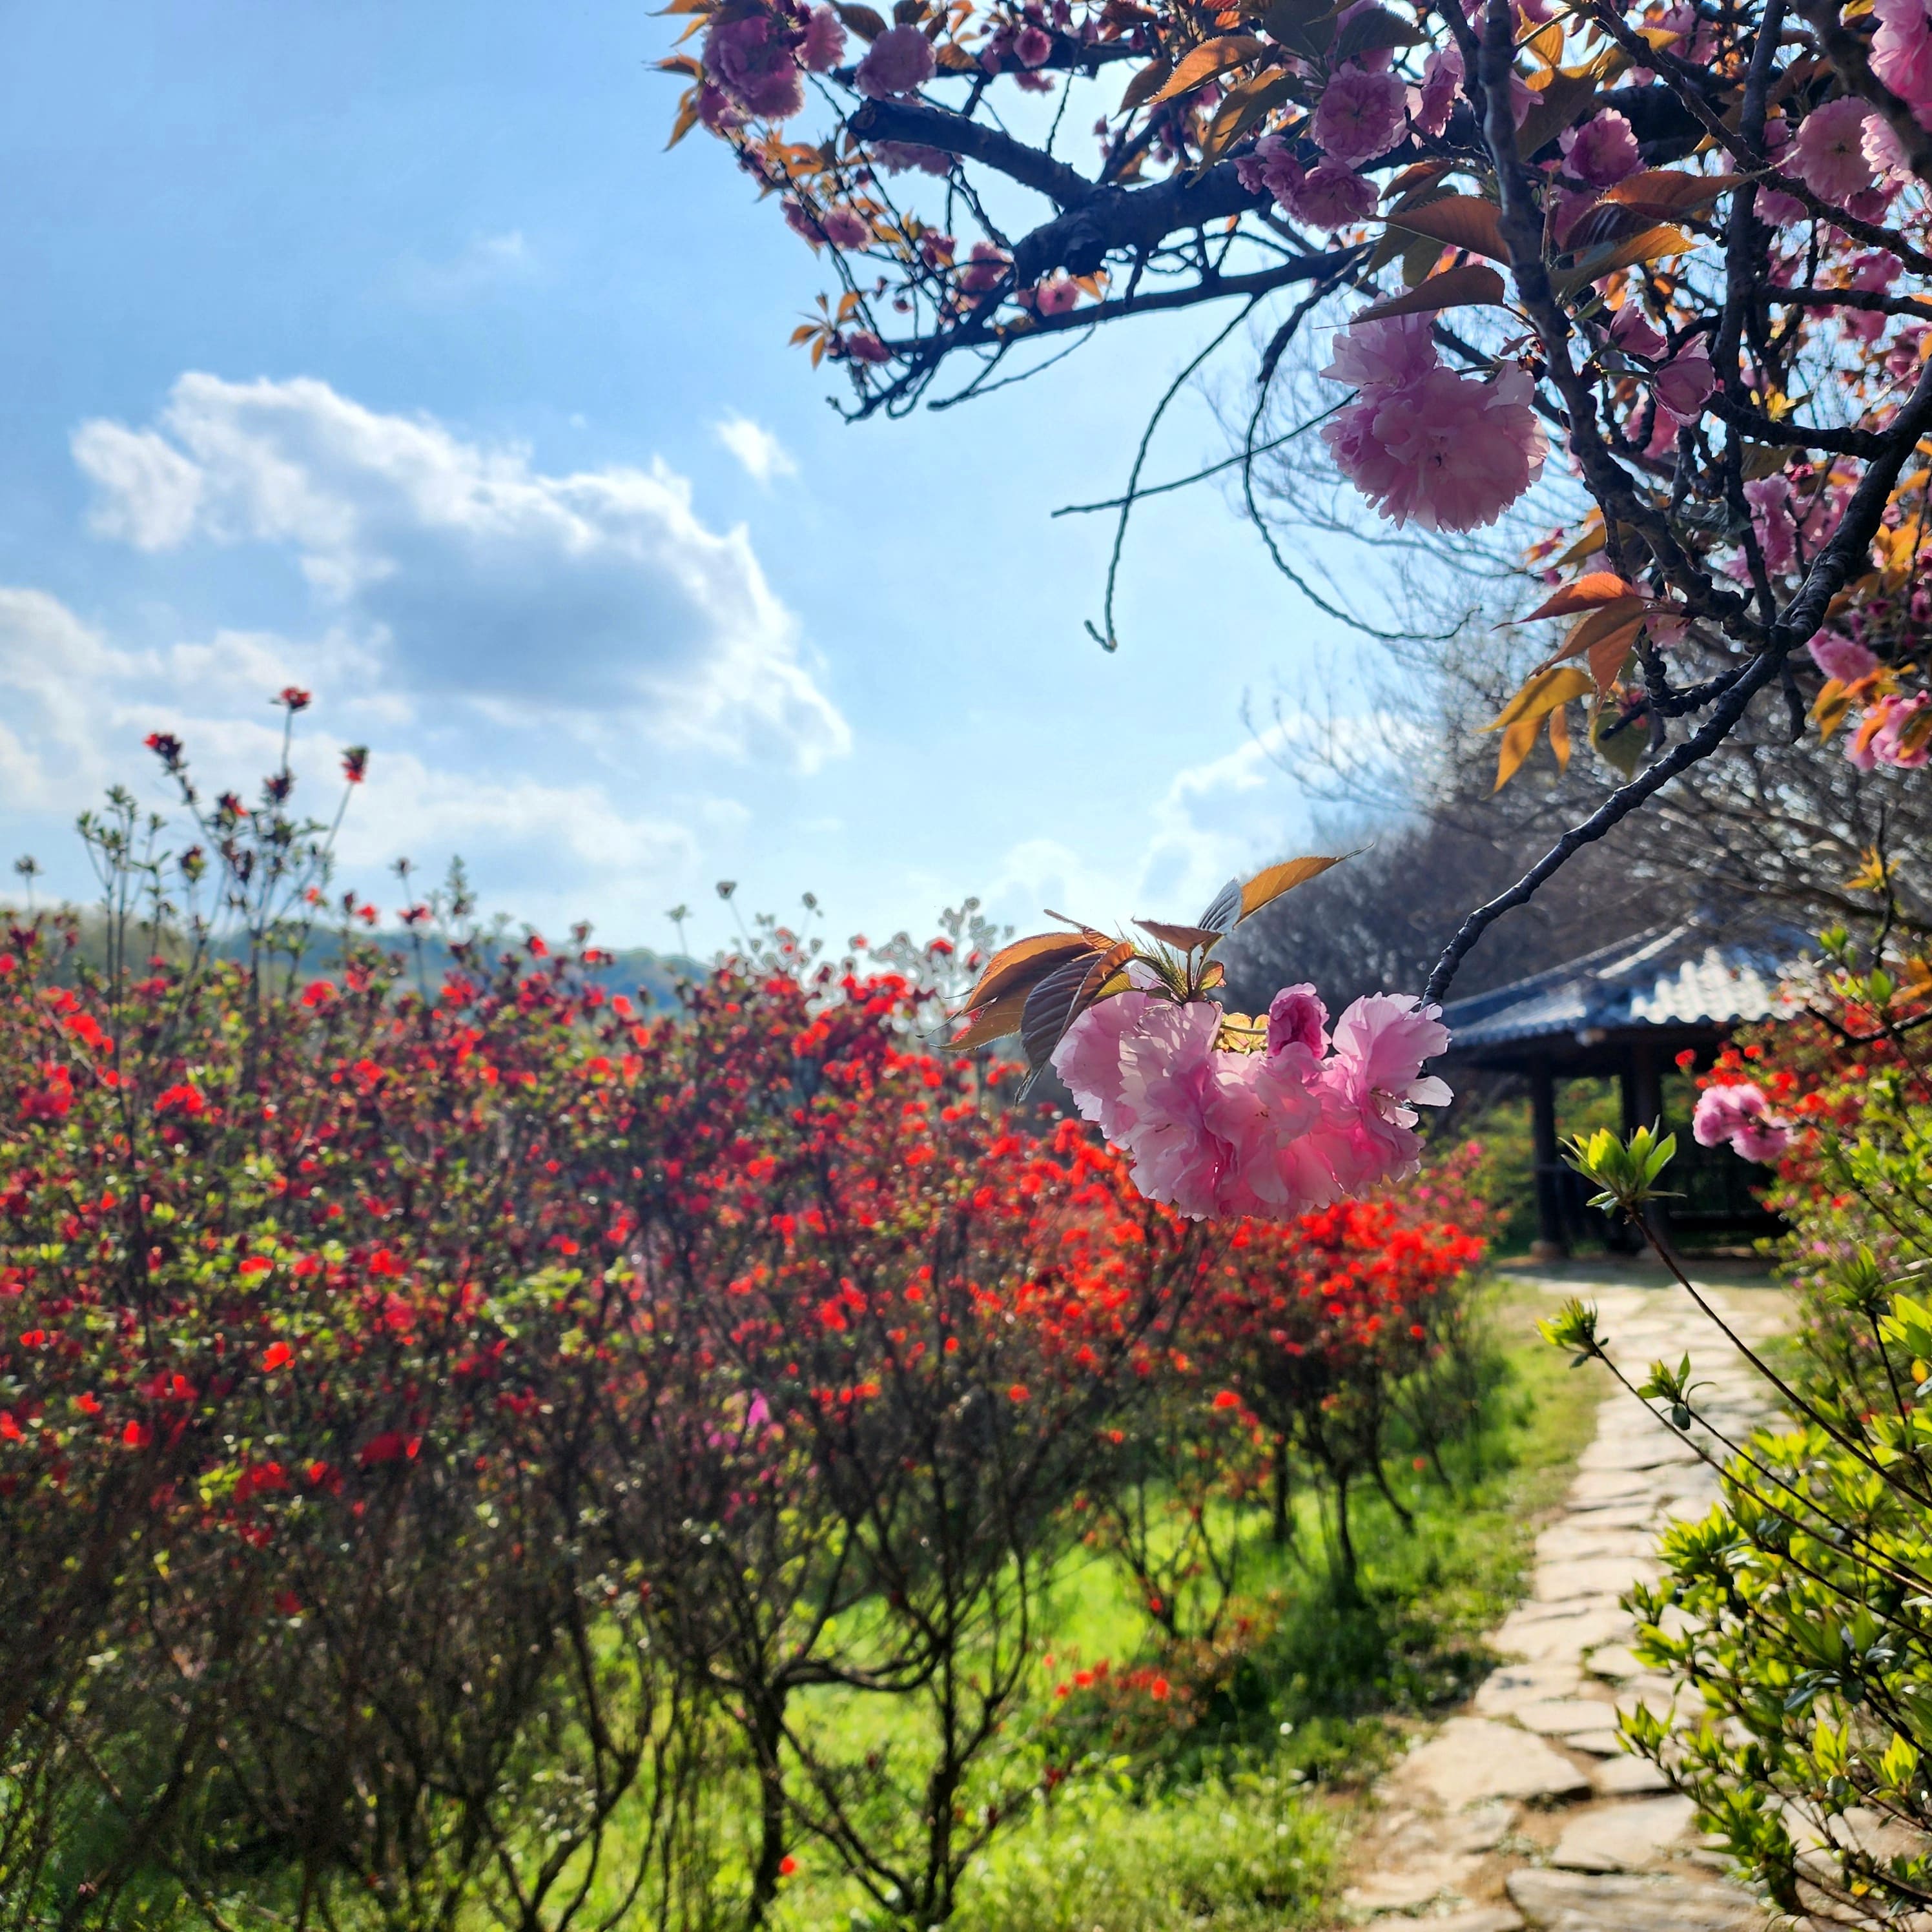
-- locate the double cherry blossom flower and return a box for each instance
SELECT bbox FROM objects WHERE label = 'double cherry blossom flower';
[949,857,1453,1224]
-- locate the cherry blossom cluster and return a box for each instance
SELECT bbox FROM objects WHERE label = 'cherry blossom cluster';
[1053,981,1452,1218]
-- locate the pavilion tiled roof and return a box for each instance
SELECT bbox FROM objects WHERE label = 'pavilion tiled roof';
[1440,919,1810,1053]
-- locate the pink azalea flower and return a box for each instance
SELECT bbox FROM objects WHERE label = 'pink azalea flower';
[1608,304,1669,360]
[1286,163,1378,229]
[821,205,872,248]
[1873,0,1932,116]
[1323,362,1547,533]
[801,4,847,71]
[1014,22,1054,66]
[1654,349,1715,423]
[1809,632,1880,683]
[1313,67,1409,166]
[856,23,936,98]
[1561,110,1643,186]
[703,13,806,119]
[1794,97,1878,205]
[1412,43,1462,136]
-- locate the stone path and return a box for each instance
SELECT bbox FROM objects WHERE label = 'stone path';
[1340,1268,1787,1932]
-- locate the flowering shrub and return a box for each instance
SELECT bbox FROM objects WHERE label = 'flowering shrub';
[1548,919,1932,1924]
[0,718,1496,1928]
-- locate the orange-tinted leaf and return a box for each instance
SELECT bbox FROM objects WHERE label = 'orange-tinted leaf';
[1548,701,1572,770]
[1151,34,1267,101]
[1200,69,1297,161]
[1239,853,1348,919]
[1812,677,1856,741]
[1385,195,1508,263]
[667,91,703,147]
[1021,940,1136,1073]
[836,1,889,36]
[1330,5,1420,65]
[1552,223,1690,293]
[1601,169,1744,218]
[1518,571,1639,623]
[1355,263,1508,324]
[1136,919,1226,951]
[1585,615,1645,692]
[948,989,1030,1049]
[1119,58,1175,112]
[1486,663,1595,737]
[961,930,1102,1012]
[1383,160,1450,200]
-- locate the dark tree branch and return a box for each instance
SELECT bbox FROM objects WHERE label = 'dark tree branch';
[848,98,1096,208]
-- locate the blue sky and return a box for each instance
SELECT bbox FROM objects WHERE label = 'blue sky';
[1,1,1367,956]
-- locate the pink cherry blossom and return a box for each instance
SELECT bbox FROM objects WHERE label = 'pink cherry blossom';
[1034,275,1081,316]
[1286,163,1377,229]
[1873,0,1932,116]
[1412,44,1462,137]
[1654,350,1715,422]
[1313,67,1409,166]
[959,240,1011,293]
[801,4,847,71]
[1853,690,1932,768]
[1053,984,1450,1222]
[1794,97,1878,205]
[1323,312,1439,391]
[1014,22,1054,65]
[1866,111,1914,181]
[1745,475,1797,574]
[1608,304,1669,360]
[821,205,872,248]
[1809,632,1881,683]
[1561,110,1643,186]
[845,329,892,363]
[703,14,806,119]
[856,23,935,98]
[1237,133,1308,211]
[1323,361,1547,533]
[1266,983,1329,1059]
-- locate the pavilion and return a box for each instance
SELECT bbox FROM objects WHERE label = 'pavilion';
[1439,918,1810,1258]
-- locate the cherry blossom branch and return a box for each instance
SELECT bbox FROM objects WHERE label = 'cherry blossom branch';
[847,97,1095,206]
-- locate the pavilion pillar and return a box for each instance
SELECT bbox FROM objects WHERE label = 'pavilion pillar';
[1629,1038,1670,1257]
[1528,1058,1567,1262]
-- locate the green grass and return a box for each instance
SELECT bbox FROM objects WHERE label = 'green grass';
[766,1280,1601,1929]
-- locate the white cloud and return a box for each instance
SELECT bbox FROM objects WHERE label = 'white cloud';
[72,373,850,773]
[714,413,797,487]
[0,584,704,930]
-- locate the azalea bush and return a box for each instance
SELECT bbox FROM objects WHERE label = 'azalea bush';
[0,712,1497,1929]
[1546,912,1932,1924]
[668,0,1932,1002]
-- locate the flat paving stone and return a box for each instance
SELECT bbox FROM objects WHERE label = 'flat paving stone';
[1552,1795,1697,1871]
[1419,1911,1524,1932]
[1474,1662,1583,1715]
[1392,1717,1592,1807]
[1536,1556,1661,1602]
[1496,1607,1633,1663]
[1344,1849,1483,1910]
[1590,1752,1673,1796]
[1514,1698,1621,1736]
[1506,1867,1762,1931]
